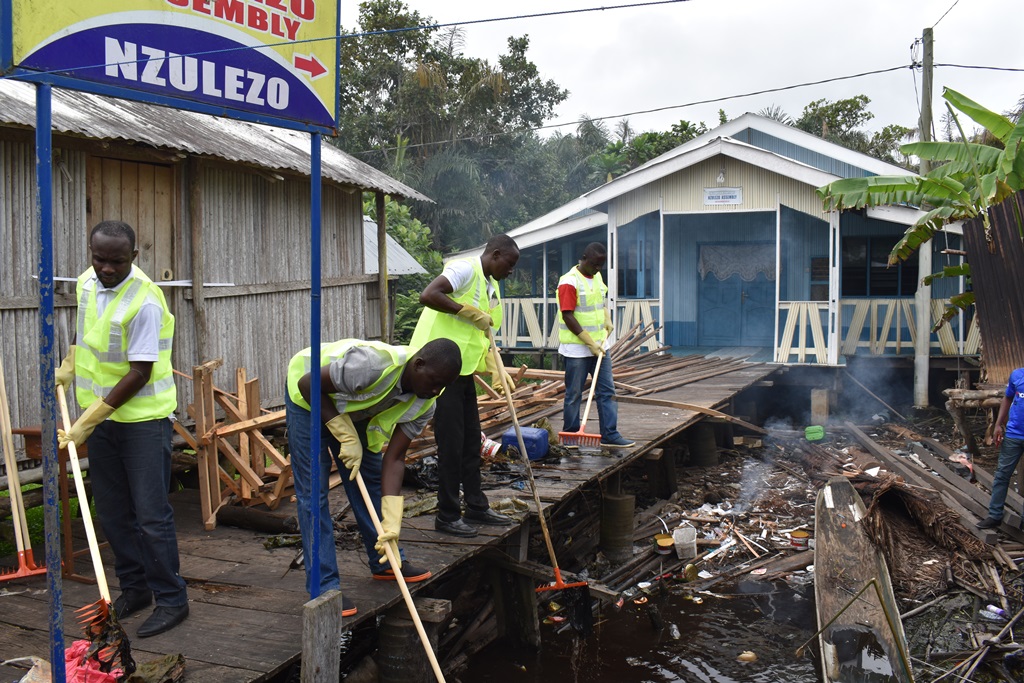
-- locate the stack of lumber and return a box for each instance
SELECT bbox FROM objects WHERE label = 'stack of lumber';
[405,322,763,461]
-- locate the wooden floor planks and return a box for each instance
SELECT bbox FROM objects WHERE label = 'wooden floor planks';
[0,358,775,682]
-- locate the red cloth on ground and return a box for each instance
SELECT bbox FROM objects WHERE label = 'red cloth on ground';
[65,639,122,683]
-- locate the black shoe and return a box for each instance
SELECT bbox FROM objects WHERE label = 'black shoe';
[113,589,152,619]
[136,604,189,638]
[465,508,514,526]
[976,517,1002,529]
[434,517,478,537]
[341,595,357,618]
[373,561,432,583]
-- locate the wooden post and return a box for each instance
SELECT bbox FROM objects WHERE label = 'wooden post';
[811,388,830,426]
[686,422,719,466]
[489,565,540,649]
[188,158,208,363]
[378,598,451,683]
[376,192,390,343]
[644,448,676,500]
[301,589,344,683]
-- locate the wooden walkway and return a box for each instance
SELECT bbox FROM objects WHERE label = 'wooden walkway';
[0,359,775,682]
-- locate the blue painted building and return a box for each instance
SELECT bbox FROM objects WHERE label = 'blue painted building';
[484,114,975,373]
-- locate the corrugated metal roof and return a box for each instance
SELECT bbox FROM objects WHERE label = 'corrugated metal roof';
[362,217,427,276]
[0,78,430,202]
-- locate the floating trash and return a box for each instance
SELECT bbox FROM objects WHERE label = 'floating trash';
[737,651,758,662]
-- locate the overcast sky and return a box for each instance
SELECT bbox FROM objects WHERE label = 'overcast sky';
[340,0,1023,138]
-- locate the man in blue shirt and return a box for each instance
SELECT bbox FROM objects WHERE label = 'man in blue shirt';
[977,368,1024,529]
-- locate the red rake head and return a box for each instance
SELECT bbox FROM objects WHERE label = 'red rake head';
[557,430,602,447]
[75,599,137,675]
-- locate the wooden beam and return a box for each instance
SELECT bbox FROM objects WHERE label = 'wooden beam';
[617,395,765,434]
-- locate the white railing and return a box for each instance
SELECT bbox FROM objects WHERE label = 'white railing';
[495,298,662,351]
[775,299,980,365]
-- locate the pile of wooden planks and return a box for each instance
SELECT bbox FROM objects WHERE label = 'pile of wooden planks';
[173,360,291,530]
[404,322,764,461]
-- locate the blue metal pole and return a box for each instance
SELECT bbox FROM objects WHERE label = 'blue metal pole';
[308,133,322,597]
[36,81,66,683]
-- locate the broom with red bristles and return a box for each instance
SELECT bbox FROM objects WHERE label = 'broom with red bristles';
[57,385,136,675]
[557,344,604,448]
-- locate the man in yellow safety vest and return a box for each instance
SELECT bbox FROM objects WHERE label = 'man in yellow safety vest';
[285,338,460,616]
[558,242,634,449]
[410,234,520,537]
[56,220,189,638]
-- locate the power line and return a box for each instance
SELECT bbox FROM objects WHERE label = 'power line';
[935,63,1024,73]
[931,0,960,28]
[355,64,916,155]
[354,60,1022,156]
[1,0,692,80]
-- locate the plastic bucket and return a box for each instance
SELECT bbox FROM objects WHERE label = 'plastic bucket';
[673,524,697,560]
[804,425,825,441]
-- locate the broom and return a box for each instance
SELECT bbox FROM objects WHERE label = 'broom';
[488,332,590,615]
[0,355,46,581]
[57,385,136,675]
[557,345,604,447]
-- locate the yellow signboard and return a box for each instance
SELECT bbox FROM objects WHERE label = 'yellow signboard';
[7,0,338,130]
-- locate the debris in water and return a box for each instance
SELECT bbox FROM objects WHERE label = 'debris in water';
[737,650,758,662]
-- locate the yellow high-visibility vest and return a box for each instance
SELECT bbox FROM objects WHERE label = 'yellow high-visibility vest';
[286,339,434,453]
[410,257,501,375]
[558,265,608,346]
[74,266,176,422]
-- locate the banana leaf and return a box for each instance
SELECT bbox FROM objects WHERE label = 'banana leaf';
[944,88,1015,144]
[922,263,971,286]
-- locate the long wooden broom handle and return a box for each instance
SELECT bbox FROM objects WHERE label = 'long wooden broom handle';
[0,354,30,555]
[578,349,603,430]
[56,385,111,602]
[487,331,562,573]
[353,471,446,683]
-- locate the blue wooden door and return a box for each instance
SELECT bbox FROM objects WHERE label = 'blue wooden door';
[698,245,775,347]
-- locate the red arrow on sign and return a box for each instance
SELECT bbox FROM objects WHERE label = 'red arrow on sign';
[294,54,327,79]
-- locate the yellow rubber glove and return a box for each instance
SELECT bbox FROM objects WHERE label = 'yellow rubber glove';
[375,495,404,568]
[577,331,604,357]
[55,346,77,391]
[484,351,514,396]
[603,309,614,335]
[456,304,492,331]
[326,414,362,480]
[58,399,115,449]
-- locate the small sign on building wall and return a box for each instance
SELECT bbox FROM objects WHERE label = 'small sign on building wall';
[703,187,743,205]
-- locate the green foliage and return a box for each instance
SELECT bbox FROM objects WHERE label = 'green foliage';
[335,0,569,252]
[364,195,443,344]
[591,119,708,181]
[818,88,1024,329]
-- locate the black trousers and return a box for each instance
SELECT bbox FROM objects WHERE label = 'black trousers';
[434,374,489,521]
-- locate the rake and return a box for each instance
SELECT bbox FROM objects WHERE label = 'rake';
[57,385,136,676]
[488,332,590,611]
[0,354,46,581]
[557,346,604,448]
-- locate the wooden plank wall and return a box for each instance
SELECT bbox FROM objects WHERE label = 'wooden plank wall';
[1,134,380,449]
[0,138,86,434]
[171,165,376,409]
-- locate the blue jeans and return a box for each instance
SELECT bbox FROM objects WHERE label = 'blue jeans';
[285,395,404,597]
[87,418,187,607]
[561,354,623,442]
[988,436,1024,519]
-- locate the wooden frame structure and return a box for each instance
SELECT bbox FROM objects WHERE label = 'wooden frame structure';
[174,360,291,530]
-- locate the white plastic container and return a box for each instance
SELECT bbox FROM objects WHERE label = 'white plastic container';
[673,524,697,560]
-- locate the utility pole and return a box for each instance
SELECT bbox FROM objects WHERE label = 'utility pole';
[914,27,933,408]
